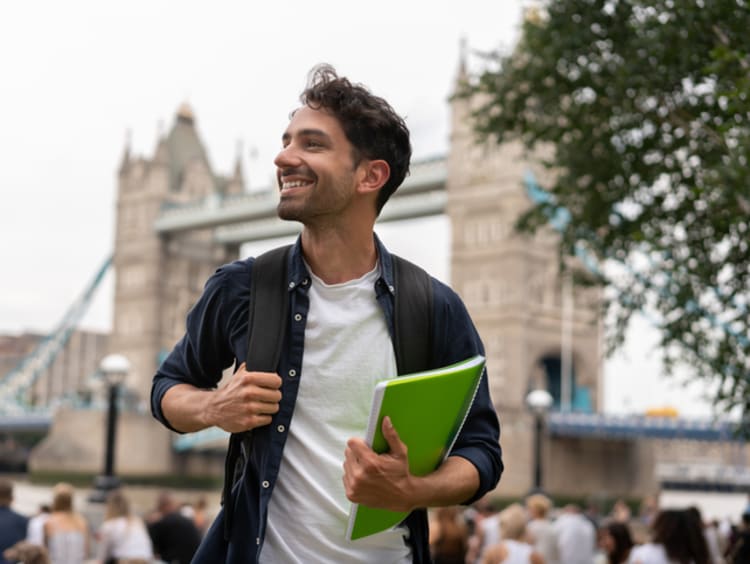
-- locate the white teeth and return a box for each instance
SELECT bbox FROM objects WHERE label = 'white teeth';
[282,180,310,189]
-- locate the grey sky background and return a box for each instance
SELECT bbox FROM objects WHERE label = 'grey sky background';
[0,1,716,416]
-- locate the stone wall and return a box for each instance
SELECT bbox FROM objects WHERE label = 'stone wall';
[29,407,173,476]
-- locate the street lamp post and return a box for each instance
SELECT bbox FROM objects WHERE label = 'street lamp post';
[526,388,554,494]
[89,354,129,503]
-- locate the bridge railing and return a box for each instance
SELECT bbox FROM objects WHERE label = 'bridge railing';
[547,411,740,442]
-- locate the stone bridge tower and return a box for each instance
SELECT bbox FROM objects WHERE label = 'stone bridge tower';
[112,104,242,400]
[446,63,602,495]
[31,105,245,479]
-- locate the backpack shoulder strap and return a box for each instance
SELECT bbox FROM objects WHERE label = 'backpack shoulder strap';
[223,244,292,540]
[392,255,433,376]
[246,245,292,371]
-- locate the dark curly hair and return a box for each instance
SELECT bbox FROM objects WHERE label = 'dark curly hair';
[299,64,411,215]
[602,521,634,564]
[652,509,709,564]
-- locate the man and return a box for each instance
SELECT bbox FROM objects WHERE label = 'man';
[525,493,556,564]
[0,479,29,564]
[146,491,202,564]
[151,64,503,563]
[552,504,597,564]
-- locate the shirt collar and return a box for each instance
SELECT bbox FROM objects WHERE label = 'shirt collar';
[286,233,395,296]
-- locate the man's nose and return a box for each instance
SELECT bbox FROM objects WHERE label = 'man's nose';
[274,144,301,168]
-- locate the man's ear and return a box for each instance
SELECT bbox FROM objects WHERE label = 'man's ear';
[357,159,390,195]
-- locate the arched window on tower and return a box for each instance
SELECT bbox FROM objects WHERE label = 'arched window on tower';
[539,354,592,413]
[540,355,565,411]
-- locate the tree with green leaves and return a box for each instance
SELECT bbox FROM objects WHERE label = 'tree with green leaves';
[464,0,750,420]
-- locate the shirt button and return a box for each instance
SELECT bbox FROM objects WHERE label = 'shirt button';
[288,369,297,378]
[277,424,285,433]
[388,285,395,293]
[288,281,294,289]
[256,537,260,545]
[294,313,302,322]
[302,278,310,285]
[262,480,270,488]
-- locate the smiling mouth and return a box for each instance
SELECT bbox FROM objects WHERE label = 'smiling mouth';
[281,180,312,190]
[279,178,315,196]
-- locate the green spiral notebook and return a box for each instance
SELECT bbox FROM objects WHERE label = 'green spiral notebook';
[345,354,486,541]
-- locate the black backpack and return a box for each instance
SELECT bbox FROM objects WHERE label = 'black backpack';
[222,244,433,538]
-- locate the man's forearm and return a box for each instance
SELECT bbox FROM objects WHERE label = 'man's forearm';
[344,419,482,513]
[161,383,216,433]
[161,367,283,434]
[407,455,480,511]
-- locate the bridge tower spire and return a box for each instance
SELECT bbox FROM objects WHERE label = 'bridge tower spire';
[224,139,245,195]
[457,36,468,81]
[118,129,132,176]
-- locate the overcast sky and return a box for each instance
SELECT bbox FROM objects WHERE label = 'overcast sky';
[0,1,718,417]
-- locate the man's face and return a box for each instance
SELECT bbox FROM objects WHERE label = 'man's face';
[274,105,360,224]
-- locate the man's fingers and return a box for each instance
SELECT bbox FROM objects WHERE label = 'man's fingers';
[346,438,371,460]
[236,368,283,389]
[244,386,282,404]
[252,399,281,416]
[222,377,281,406]
[212,368,284,433]
[381,416,407,458]
[342,419,414,510]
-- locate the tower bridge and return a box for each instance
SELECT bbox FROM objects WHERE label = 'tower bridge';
[3,73,747,498]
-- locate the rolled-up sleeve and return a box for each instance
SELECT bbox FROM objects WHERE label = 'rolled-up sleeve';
[151,259,252,431]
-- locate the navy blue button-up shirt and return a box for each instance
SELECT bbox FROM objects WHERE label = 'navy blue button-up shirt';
[151,235,503,563]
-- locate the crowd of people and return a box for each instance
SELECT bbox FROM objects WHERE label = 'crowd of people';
[0,478,207,564]
[429,493,750,564]
[4,475,750,563]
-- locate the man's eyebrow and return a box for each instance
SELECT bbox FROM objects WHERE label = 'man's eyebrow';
[281,128,332,143]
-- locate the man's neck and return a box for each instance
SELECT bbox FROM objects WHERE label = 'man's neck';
[300,226,377,285]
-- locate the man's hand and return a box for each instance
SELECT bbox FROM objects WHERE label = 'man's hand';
[208,363,282,433]
[342,416,482,513]
[342,416,415,513]
[161,363,282,434]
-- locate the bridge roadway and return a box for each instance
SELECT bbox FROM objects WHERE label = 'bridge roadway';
[1,409,739,442]
[153,157,448,243]
[169,411,743,453]
[0,413,51,432]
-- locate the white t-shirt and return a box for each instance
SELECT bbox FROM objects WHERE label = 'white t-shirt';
[526,518,557,563]
[26,513,50,545]
[502,539,534,564]
[96,516,154,561]
[476,513,502,563]
[260,263,411,563]
[553,512,596,564]
[629,543,692,564]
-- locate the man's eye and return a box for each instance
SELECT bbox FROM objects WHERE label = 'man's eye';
[306,140,322,148]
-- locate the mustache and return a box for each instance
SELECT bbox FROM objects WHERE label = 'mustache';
[279,166,317,179]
